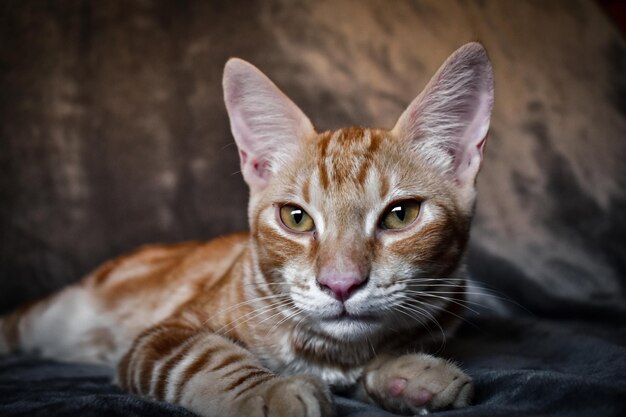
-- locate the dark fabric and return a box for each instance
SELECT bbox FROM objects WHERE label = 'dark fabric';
[2,316,625,417]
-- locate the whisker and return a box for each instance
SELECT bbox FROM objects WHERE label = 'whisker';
[204,294,291,329]
[215,299,293,334]
[406,294,492,314]
[212,293,290,318]
[402,290,481,316]
[400,290,483,329]
[241,282,290,287]
[392,277,532,314]
[391,304,429,331]
[394,301,446,348]
[267,308,301,334]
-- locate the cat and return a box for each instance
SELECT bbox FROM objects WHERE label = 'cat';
[0,42,493,417]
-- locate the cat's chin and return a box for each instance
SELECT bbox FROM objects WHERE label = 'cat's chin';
[315,313,382,339]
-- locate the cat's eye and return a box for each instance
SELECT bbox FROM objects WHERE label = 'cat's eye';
[379,200,421,230]
[279,204,315,232]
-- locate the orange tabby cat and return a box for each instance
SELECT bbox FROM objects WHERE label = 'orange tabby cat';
[0,42,493,416]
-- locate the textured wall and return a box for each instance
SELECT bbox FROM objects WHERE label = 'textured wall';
[1,0,625,316]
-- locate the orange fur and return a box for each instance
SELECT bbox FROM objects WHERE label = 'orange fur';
[1,43,493,416]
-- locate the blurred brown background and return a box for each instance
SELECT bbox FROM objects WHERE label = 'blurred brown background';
[1,0,625,318]
[598,0,626,35]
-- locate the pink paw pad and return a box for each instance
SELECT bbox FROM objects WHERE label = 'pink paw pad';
[408,388,433,406]
[387,378,408,397]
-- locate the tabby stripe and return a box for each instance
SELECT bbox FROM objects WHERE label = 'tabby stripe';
[316,131,331,190]
[379,174,389,199]
[117,350,132,391]
[224,370,272,392]
[126,326,164,393]
[302,177,311,203]
[131,326,173,391]
[163,335,236,402]
[232,374,273,399]
[139,355,156,394]
[152,338,199,400]
[172,345,227,403]
[132,325,189,393]
[138,326,195,395]
[220,364,259,379]
[253,282,272,299]
[210,353,247,372]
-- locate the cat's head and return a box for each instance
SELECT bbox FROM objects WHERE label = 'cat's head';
[223,43,493,340]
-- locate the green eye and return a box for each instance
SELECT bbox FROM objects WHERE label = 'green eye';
[380,200,421,230]
[279,204,315,232]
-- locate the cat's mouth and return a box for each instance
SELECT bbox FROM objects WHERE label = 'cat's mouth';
[322,309,378,323]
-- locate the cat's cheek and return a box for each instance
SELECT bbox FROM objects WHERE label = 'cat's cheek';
[383,203,465,272]
[373,256,421,289]
[253,205,314,283]
[282,262,316,290]
[281,262,341,315]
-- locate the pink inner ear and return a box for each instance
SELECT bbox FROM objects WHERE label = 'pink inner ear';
[475,137,487,163]
[250,158,271,181]
[223,58,316,192]
[477,137,486,154]
[454,135,488,186]
[456,137,486,170]
[240,150,271,182]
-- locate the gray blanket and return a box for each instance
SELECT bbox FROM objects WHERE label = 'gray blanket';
[2,315,625,417]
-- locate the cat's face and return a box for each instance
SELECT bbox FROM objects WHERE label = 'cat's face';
[223,43,493,339]
[249,127,472,338]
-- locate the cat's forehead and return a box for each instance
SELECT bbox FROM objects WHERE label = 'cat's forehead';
[315,127,383,161]
[304,127,391,191]
[274,126,449,210]
[277,126,432,209]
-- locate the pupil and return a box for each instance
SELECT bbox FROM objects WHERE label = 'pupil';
[292,209,303,224]
[392,205,405,221]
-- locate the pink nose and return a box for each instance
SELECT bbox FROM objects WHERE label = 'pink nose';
[317,272,367,302]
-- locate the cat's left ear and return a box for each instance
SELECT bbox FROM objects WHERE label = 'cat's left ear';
[392,42,494,188]
[223,58,316,192]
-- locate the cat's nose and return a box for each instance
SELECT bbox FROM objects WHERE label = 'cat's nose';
[317,272,367,302]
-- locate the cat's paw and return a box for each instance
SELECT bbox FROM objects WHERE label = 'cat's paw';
[241,375,335,417]
[362,354,473,415]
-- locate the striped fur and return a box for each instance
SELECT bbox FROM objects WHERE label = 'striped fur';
[1,43,492,416]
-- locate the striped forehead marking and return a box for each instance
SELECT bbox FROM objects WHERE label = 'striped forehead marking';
[314,127,385,191]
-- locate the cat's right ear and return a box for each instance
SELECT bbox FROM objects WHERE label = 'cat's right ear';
[223,58,316,191]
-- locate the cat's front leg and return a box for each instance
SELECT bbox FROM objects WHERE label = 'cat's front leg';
[353,353,473,415]
[117,321,335,417]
